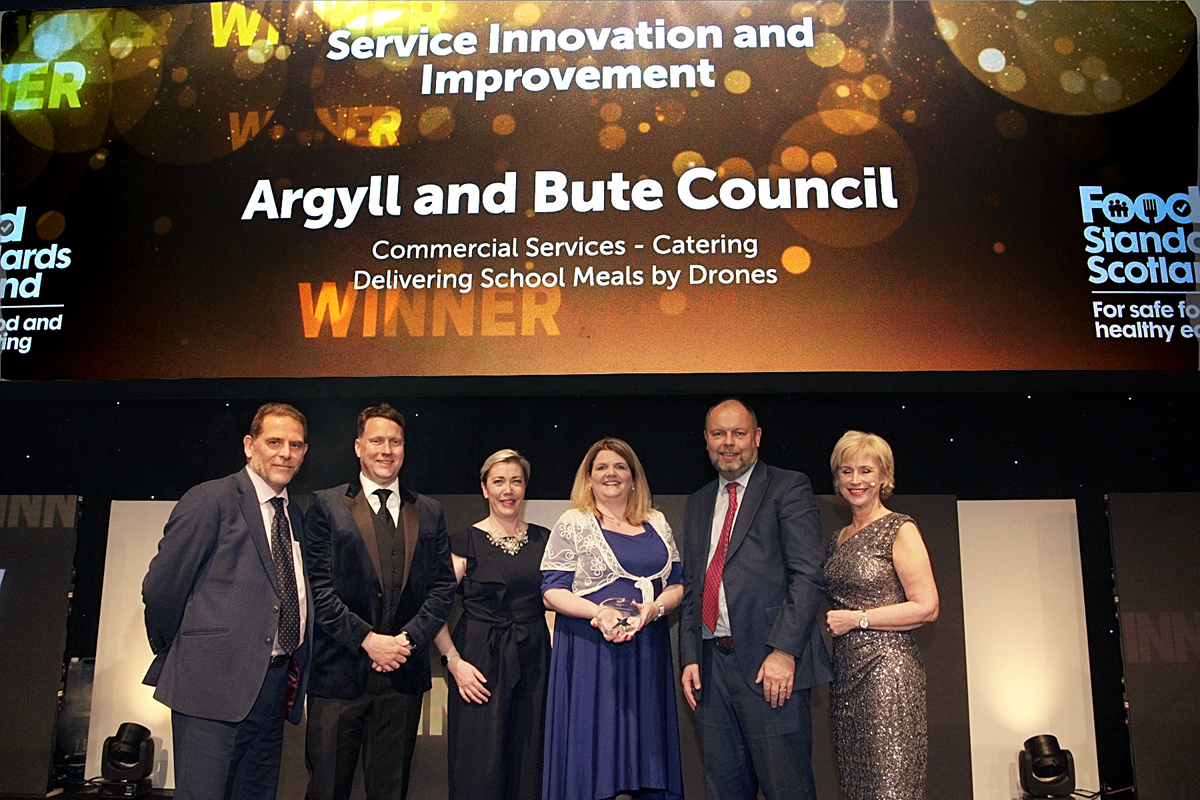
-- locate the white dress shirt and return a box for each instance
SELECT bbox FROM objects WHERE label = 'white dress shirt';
[246,466,308,655]
[360,473,401,524]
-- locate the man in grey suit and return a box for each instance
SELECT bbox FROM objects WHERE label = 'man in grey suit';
[302,403,456,800]
[680,398,833,800]
[143,403,313,800]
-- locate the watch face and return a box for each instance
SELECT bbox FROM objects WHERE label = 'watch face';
[859,616,869,628]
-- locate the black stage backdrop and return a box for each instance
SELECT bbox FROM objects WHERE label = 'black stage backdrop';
[1109,492,1200,800]
[0,495,79,797]
[4,376,1200,793]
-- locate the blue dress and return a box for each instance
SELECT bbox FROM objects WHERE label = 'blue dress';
[541,524,684,800]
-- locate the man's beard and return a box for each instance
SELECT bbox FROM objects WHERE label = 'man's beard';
[712,455,753,481]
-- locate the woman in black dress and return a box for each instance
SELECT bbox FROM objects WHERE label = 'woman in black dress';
[434,449,550,800]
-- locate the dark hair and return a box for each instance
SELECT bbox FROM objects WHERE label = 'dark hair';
[249,403,307,441]
[357,403,406,438]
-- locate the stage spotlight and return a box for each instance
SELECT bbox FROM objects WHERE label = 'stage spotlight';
[99,722,153,797]
[1018,734,1075,798]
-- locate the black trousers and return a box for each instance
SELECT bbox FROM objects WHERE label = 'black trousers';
[304,671,423,800]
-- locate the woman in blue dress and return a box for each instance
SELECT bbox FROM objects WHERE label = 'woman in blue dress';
[540,437,684,800]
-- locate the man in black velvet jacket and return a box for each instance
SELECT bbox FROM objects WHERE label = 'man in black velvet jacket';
[302,403,455,800]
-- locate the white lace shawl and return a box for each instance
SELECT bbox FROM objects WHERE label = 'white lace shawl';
[540,507,681,602]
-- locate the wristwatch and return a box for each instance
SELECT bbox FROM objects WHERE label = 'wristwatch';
[858,611,870,629]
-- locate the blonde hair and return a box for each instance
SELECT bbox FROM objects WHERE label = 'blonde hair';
[569,437,653,524]
[830,430,895,499]
[479,448,531,483]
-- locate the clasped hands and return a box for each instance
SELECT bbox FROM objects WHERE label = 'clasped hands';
[363,630,411,672]
[590,600,660,643]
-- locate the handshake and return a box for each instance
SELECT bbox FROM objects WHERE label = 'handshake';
[362,630,412,672]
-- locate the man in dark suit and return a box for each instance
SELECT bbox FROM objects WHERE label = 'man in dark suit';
[679,398,833,800]
[303,403,456,800]
[143,402,313,800]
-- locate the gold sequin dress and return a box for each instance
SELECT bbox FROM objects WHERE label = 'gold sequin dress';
[824,512,927,800]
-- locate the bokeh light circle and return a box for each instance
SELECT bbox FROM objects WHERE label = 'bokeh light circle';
[932,0,1195,114]
[493,114,516,135]
[810,151,837,175]
[978,48,1006,73]
[512,3,540,26]
[808,32,846,68]
[717,158,756,180]
[672,151,706,177]
[817,79,880,135]
[861,74,892,101]
[724,70,751,94]
[770,114,918,248]
[659,291,687,315]
[781,146,810,172]
[598,125,626,150]
[419,106,455,140]
[36,211,67,240]
[655,99,686,127]
[819,3,847,27]
[781,246,812,274]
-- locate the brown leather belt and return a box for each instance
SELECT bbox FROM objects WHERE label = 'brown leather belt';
[714,636,734,650]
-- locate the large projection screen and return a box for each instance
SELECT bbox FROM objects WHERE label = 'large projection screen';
[3,1,1199,379]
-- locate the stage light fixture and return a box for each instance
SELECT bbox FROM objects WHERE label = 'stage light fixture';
[1018,734,1075,798]
[99,722,153,798]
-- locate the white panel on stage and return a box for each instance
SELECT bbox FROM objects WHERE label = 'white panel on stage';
[87,501,177,788]
[958,500,1098,799]
[521,499,571,532]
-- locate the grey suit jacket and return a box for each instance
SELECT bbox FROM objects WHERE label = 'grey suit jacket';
[142,467,314,724]
[679,461,833,691]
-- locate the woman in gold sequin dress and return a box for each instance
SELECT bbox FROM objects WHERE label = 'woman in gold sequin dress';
[824,431,940,800]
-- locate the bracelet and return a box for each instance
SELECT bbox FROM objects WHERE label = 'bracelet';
[440,650,459,667]
[655,601,666,619]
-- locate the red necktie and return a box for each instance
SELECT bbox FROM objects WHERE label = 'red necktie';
[702,482,739,633]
